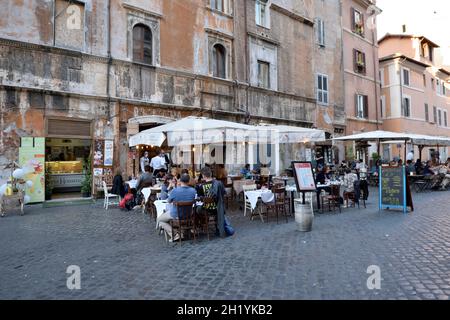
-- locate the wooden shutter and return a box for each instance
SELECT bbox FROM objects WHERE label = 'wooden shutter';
[363,95,369,119]
[353,49,358,73]
[47,119,92,138]
[355,94,359,117]
[360,13,365,36]
[362,52,367,75]
[351,8,356,32]
[133,25,144,62]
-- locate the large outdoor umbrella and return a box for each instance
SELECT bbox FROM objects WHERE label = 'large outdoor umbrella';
[251,125,326,143]
[129,116,254,147]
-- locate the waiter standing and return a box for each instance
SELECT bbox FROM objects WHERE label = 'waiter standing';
[150,149,167,177]
[140,151,150,174]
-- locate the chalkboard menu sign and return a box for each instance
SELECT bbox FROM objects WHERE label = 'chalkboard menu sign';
[379,166,410,213]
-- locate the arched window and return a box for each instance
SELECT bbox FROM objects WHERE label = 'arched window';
[212,44,226,78]
[133,24,152,64]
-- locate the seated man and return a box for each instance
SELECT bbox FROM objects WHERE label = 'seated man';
[195,167,226,237]
[157,174,197,241]
[240,164,253,179]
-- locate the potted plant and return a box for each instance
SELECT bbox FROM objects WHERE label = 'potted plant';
[81,158,92,198]
[45,171,53,200]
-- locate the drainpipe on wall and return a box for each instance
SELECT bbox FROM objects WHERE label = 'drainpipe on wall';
[106,0,112,122]
[244,0,250,122]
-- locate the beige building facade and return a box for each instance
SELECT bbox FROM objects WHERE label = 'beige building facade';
[379,34,450,162]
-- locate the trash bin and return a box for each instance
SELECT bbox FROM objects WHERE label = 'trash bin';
[294,198,314,232]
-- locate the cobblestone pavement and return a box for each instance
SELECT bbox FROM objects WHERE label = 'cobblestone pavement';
[0,187,449,300]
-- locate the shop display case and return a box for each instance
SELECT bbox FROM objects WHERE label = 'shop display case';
[46,161,85,192]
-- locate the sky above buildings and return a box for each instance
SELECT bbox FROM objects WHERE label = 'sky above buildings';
[377,0,450,66]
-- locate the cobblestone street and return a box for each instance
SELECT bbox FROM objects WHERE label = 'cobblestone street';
[0,187,449,300]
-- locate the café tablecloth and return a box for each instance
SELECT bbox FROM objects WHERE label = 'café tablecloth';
[245,190,274,210]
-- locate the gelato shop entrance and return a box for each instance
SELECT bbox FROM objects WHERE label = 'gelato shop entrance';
[45,138,91,200]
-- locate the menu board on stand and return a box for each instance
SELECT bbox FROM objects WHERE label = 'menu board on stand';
[379,166,413,213]
[292,161,317,204]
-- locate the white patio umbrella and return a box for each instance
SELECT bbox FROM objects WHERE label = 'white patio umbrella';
[128,116,255,147]
[251,125,326,143]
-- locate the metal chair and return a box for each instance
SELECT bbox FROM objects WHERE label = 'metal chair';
[102,181,120,210]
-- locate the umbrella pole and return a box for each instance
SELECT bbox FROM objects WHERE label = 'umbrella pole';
[404,139,407,162]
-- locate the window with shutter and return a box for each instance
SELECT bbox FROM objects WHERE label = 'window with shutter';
[433,106,437,123]
[363,95,368,118]
[402,97,411,117]
[352,8,364,37]
[317,74,329,105]
[402,69,410,86]
[355,94,368,119]
[444,111,448,127]
[317,19,325,46]
[425,104,429,122]
[258,60,270,89]
[212,44,226,79]
[133,24,152,64]
[354,50,366,74]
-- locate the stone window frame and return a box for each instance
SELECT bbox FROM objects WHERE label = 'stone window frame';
[126,9,161,66]
[255,0,271,29]
[207,35,233,80]
[208,0,233,15]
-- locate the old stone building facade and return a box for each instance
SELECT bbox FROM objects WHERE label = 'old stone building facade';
[0,0,376,198]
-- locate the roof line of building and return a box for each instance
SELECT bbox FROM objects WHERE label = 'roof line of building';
[378,33,440,48]
[379,53,432,68]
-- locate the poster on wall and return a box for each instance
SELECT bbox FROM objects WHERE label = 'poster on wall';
[291,161,317,192]
[104,140,113,166]
[19,137,45,203]
[93,140,104,167]
[93,168,103,176]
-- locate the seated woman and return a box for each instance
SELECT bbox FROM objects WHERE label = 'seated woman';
[111,168,125,198]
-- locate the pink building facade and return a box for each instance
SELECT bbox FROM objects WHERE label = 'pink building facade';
[342,0,382,161]
[379,34,450,162]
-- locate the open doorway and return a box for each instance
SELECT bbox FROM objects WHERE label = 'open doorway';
[45,138,91,200]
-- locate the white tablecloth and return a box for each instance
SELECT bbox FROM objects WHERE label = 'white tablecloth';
[126,180,138,189]
[154,200,171,230]
[245,190,274,210]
